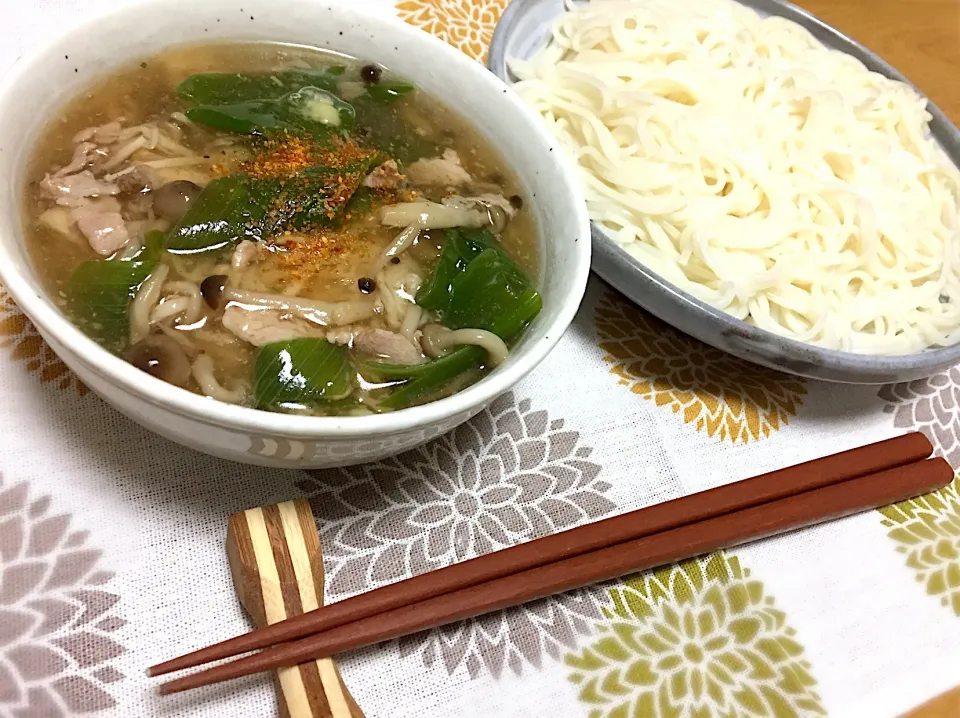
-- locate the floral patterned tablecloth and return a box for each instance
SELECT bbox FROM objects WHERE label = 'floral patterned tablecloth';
[1,1,959,717]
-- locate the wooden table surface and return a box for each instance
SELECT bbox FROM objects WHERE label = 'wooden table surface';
[799,0,960,123]
[793,2,959,715]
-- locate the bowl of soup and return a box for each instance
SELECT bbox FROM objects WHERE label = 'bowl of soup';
[0,0,591,468]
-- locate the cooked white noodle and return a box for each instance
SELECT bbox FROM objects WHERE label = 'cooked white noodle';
[157,323,201,357]
[511,0,960,353]
[103,165,138,181]
[150,296,193,324]
[400,304,423,341]
[141,157,208,169]
[420,324,510,366]
[376,259,424,330]
[191,354,246,404]
[104,135,146,170]
[150,280,204,325]
[370,225,420,275]
[129,264,169,344]
[223,287,377,326]
[170,111,194,126]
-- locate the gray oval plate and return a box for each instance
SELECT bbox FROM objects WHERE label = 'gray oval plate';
[489,0,960,384]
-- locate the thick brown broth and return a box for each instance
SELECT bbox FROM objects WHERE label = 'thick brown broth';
[22,42,539,415]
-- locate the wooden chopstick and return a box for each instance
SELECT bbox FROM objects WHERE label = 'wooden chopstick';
[147,432,933,676]
[157,456,952,695]
[149,431,930,678]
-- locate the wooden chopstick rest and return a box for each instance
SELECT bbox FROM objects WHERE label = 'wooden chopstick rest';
[226,500,365,718]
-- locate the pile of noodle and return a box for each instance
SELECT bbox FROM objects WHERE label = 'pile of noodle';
[510,0,960,353]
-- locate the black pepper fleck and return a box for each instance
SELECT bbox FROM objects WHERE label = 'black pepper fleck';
[390,257,401,265]
[73,68,78,73]
[140,61,148,69]
[358,277,376,294]
[339,31,343,35]
[250,15,254,19]
[509,195,523,210]
[64,55,69,60]
[361,64,382,83]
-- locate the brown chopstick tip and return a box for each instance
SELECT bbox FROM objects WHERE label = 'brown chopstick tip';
[157,682,179,696]
[901,431,933,456]
[148,659,197,677]
[148,643,235,677]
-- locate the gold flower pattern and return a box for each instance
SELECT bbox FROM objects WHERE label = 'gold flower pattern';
[0,287,86,396]
[566,553,825,717]
[395,0,509,61]
[595,293,806,443]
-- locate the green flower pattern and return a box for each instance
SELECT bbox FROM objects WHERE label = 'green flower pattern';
[878,472,960,616]
[565,553,825,718]
[878,377,960,616]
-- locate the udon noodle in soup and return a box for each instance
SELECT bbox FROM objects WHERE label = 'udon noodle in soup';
[23,43,540,415]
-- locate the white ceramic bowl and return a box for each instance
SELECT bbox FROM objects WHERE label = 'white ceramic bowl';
[0,0,591,468]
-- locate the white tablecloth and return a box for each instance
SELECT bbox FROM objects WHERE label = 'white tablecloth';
[1,1,959,716]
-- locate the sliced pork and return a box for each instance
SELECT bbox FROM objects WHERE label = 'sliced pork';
[76,211,130,256]
[354,329,425,365]
[405,149,472,187]
[221,305,328,346]
[73,121,122,144]
[363,159,403,189]
[41,170,120,207]
[55,142,97,177]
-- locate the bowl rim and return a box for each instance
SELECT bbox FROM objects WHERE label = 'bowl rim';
[0,0,592,437]
[488,0,960,381]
